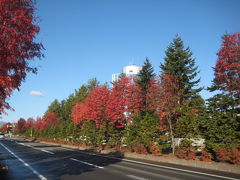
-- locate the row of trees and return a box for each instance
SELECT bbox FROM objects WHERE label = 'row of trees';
[10,33,240,163]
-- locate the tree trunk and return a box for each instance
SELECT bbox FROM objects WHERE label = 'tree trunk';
[168,115,175,155]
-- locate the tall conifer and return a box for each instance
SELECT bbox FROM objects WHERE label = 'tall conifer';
[160,35,202,104]
[137,58,155,113]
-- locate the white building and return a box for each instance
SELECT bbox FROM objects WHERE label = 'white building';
[112,64,142,82]
[123,64,142,75]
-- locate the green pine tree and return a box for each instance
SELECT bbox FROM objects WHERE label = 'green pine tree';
[175,95,206,138]
[199,93,240,153]
[160,35,202,104]
[137,57,155,114]
[45,99,62,118]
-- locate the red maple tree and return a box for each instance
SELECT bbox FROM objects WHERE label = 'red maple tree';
[107,77,144,128]
[0,0,44,113]
[14,118,26,133]
[71,102,87,125]
[84,86,110,128]
[215,33,240,93]
[33,117,44,132]
[0,122,12,133]
[147,74,179,154]
[146,78,162,112]
[24,117,35,129]
[42,112,60,130]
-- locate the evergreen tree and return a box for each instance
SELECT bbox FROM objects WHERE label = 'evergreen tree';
[126,113,160,147]
[45,99,61,118]
[199,93,240,152]
[137,57,155,113]
[175,95,206,138]
[203,34,240,153]
[160,35,202,104]
[87,78,100,93]
[80,120,97,146]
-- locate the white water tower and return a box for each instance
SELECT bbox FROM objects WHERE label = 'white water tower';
[112,64,142,83]
[123,64,142,75]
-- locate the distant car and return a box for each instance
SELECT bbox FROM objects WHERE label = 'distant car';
[0,133,5,139]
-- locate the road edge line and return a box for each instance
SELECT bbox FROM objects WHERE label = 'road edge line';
[78,151,239,180]
[70,158,103,169]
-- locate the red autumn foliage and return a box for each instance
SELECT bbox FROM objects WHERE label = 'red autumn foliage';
[133,144,148,154]
[33,117,44,132]
[216,148,230,162]
[229,149,240,165]
[149,143,162,155]
[215,33,240,93]
[14,118,26,133]
[199,150,212,162]
[216,148,240,165]
[106,77,144,128]
[147,74,180,154]
[42,112,60,130]
[0,122,12,133]
[33,113,59,132]
[147,74,179,129]
[0,0,44,113]
[24,117,35,129]
[84,86,110,128]
[146,78,161,112]
[71,102,87,125]
[175,147,196,160]
[125,78,145,120]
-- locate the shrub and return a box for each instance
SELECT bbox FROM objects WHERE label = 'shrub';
[175,148,187,159]
[149,143,162,155]
[175,147,196,160]
[186,151,196,160]
[229,149,240,165]
[133,144,148,154]
[216,148,230,162]
[199,150,212,162]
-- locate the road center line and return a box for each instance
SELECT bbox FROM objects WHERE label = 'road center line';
[127,175,148,180]
[70,158,103,169]
[41,149,54,155]
[0,143,47,180]
[15,142,54,155]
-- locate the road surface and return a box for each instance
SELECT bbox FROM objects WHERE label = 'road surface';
[0,138,239,180]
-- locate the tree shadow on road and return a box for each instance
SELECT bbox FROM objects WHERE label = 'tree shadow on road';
[30,148,125,180]
[1,146,125,180]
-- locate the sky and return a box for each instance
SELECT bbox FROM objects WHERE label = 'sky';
[1,0,240,123]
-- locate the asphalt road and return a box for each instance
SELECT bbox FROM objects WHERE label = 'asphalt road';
[0,138,239,180]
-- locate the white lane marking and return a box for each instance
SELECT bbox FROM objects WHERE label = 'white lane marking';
[70,158,103,169]
[0,143,47,180]
[41,149,54,155]
[112,163,180,180]
[121,159,240,180]
[127,175,148,180]
[78,151,239,180]
[15,142,54,155]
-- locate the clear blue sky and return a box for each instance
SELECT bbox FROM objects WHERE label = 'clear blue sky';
[1,0,240,123]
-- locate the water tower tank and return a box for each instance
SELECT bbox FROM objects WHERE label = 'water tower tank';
[123,64,142,75]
